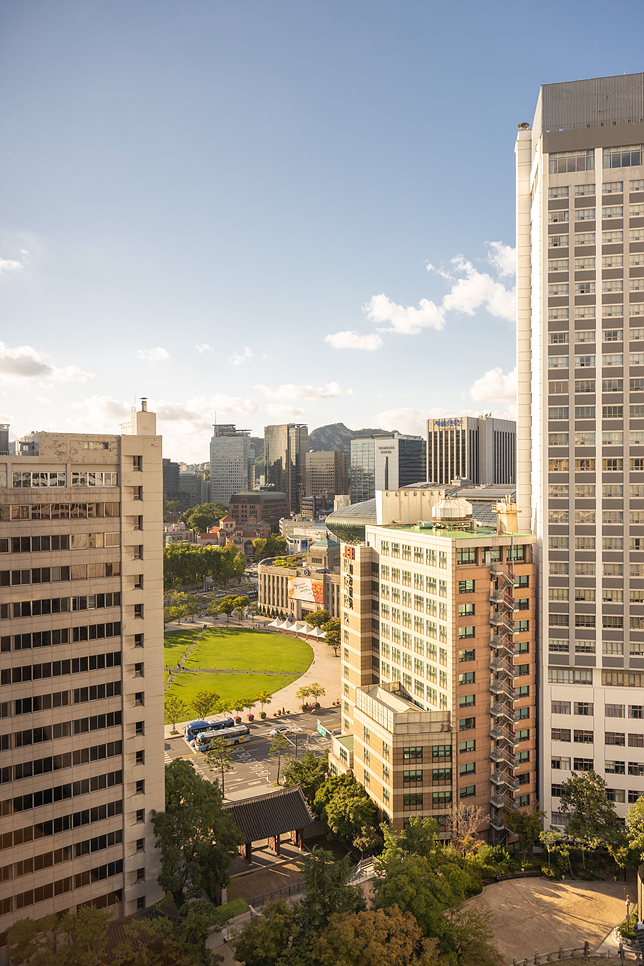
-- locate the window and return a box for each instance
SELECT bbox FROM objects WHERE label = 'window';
[602,458,623,471]
[575,702,593,717]
[552,700,571,714]
[549,186,569,198]
[458,695,475,708]
[602,207,623,220]
[136,809,145,823]
[552,729,571,742]
[549,433,569,446]
[136,867,145,882]
[550,149,594,174]
[549,210,569,223]
[575,458,595,472]
[604,145,643,168]
[459,671,475,685]
[549,286,569,298]
[135,750,144,765]
[574,406,595,418]
[134,604,143,619]
[403,770,423,785]
[574,730,594,744]
[602,354,623,366]
[549,407,569,419]
[459,739,475,753]
[549,484,569,497]
[552,756,571,770]
[575,282,595,295]
[459,717,475,731]
[135,721,144,736]
[549,459,569,472]
[548,669,593,684]
[574,758,594,772]
[136,780,145,794]
[456,548,476,565]
[603,230,623,243]
[575,356,595,368]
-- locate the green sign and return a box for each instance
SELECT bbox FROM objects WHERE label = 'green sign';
[316,719,328,737]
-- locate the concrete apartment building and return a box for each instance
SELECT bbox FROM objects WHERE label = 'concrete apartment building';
[350,433,426,504]
[0,402,164,938]
[326,487,536,839]
[426,416,516,486]
[264,424,309,514]
[209,424,251,506]
[517,73,644,827]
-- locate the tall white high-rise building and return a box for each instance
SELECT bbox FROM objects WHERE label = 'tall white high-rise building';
[517,73,644,828]
[209,424,250,506]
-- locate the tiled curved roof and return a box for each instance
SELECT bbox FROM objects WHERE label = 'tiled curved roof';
[223,786,314,842]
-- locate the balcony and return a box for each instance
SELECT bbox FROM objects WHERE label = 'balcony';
[490,655,514,675]
[490,746,516,767]
[491,791,517,811]
[489,588,515,609]
[490,611,515,633]
[490,813,506,832]
[490,680,516,700]
[490,770,520,790]
[491,564,516,585]
[490,702,515,722]
[490,633,515,653]
[490,724,519,745]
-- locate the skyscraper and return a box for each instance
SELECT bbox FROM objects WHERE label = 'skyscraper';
[0,401,164,932]
[264,424,309,513]
[426,416,516,485]
[517,73,644,828]
[350,433,425,504]
[209,424,250,506]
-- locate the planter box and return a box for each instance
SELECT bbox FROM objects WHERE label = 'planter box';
[234,716,242,724]
[259,712,266,719]
[247,714,254,721]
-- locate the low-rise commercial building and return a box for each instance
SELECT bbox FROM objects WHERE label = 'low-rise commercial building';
[228,490,290,533]
[258,539,341,620]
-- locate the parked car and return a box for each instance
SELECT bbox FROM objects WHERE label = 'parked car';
[268,725,291,737]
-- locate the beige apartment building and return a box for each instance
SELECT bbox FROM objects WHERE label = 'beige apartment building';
[0,402,164,941]
[326,487,536,841]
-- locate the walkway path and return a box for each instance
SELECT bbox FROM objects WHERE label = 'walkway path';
[469,878,629,963]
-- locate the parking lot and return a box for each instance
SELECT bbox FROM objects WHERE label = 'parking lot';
[163,710,340,798]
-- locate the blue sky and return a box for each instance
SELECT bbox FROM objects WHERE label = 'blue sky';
[2,0,644,461]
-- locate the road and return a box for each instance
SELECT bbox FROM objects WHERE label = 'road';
[163,709,341,798]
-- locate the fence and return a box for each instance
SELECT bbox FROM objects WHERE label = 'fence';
[246,879,307,908]
[508,942,641,966]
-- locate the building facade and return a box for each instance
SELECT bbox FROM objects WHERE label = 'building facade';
[326,489,536,838]
[426,416,516,486]
[305,451,348,501]
[264,424,309,513]
[0,402,164,937]
[258,540,341,620]
[228,490,289,533]
[209,424,250,506]
[350,434,426,504]
[177,472,208,514]
[517,73,644,828]
[162,458,181,507]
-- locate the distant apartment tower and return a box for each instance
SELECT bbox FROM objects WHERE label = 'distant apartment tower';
[264,424,309,513]
[350,433,426,504]
[178,472,208,514]
[305,451,348,500]
[0,425,8,456]
[426,416,516,486]
[517,73,644,829]
[209,424,250,506]
[162,458,181,505]
[0,402,164,935]
[326,488,536,838]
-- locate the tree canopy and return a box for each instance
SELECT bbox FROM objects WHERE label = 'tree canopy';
[152,758,242,903]
[252,535,288,560]
[182,503,228,533]
[163,543,242,588]
[559,770,621,866]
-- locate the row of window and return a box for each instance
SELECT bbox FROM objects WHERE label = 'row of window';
[549,669,644,687]
[1,532,121,555]
[0,652,122,687]
[1,623,124,654]
[2,711,122,750]
[549,563,644,578]
[550,435,644,448]
[550,379,644,395]
[0,563,121,587]
[550,328,644,343]
[378,542,526,565]
[549,641,643,656]
[1,681,122,718]
[549,482,642,497]
[0,503,120,521]
[549,510,644,525]
[552,757,643,776]
[552,700,643,717]
[10,859,124,913]
[9,471,119,489]
[550,146,644,173]
[0,741,123,785]
[1,769,123,816]
[548,537,644,553]
[550,255,642,271]
[549,180,644,195]
[549,206,644,223]
[0,798,123,852]
[0,591,122,620]
[0,829,124,882]
[550,405,644,419]
[550,355,644,369]
[552,729,644,746]
[549,229,644,247]
[551,786,636,805]
[550,459,644,473]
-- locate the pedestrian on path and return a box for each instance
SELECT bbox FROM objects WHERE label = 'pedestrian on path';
[626,895,631,922]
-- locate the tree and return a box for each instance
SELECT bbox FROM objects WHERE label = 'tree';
[314,774,378,847]
[321,618,341,656]
[559,770,621,868]
[205,737,235,798]
[191,690,221,721]
[232,595,250,621]
[152,758,242,903]
[281,751,328,808]
[296,847,366,936]
[165,695,190,732]
[540,828,570,873]
[502,804,545,858]
[182,503,227,533]
[164,500,180,514]
[214,595,237,623]
[255,689,272,714]
[270,733,291,785]
[252,534,288,561]
[8,907,112,966]
[305,609,330,628]
[626,795,644,858]
[313,906,439,966]
[444,803,489,857]
[231,899,298,966]
[378,816,440,865]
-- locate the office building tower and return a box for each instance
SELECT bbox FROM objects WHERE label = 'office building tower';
[426,416,516,485]
[162,458,181,506]
[0,426,9,457]
[517,73,644,828]
[264,424,309,513]
[304,451,349,501]
[209,424,250,506]
[326,487,536,837]
[0,401,164,934]
[350,434,425,504]
[177,472,208,514]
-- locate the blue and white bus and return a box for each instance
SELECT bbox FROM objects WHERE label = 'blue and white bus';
[184,716,235,740]
[191,724,250,752]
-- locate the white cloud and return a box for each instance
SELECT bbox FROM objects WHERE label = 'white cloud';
[182,393,260,417]
[325,330,383,351]
[364,293,445,335]
[487,241,516,278]
[229,347,253,366]
[266,403,306,418]
[68,395,131,432]
[137,347,169,364]
[469,366,517,405]
[256,381,352,401]
[0,342,94,382]
[0,257,22,274]
[195,343,213,353]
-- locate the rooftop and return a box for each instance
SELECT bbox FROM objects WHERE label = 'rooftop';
[379,523,534,540]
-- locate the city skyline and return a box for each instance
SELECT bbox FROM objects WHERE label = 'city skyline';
[3,2,644,461]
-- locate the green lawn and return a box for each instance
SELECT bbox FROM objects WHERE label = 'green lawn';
[165,670,299,708]
[163,628,201,669]
[184,627,313,674]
